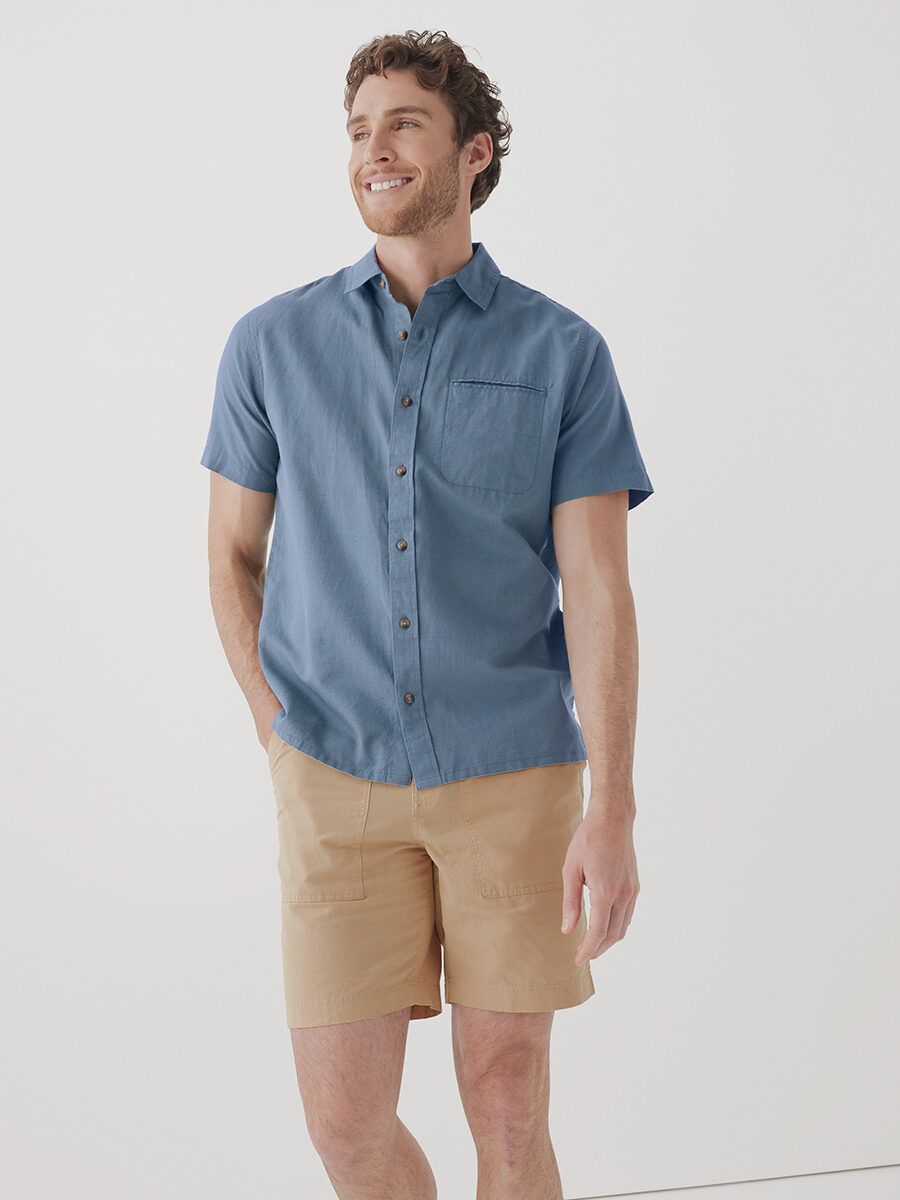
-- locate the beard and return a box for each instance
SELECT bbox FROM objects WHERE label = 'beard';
[354,145,463,236]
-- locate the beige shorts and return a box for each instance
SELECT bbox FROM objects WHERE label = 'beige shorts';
[267,731,595,1028]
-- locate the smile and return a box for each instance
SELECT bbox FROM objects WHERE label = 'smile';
[366,177,413,192]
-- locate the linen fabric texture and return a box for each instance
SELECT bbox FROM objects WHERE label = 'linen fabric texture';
[200,240,654,789]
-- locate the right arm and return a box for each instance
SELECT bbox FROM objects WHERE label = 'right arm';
[206,470,281,749]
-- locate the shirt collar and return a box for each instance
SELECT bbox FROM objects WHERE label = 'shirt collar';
[342,240,501,310]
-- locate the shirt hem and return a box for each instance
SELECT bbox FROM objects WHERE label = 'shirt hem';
[272,720,587,788]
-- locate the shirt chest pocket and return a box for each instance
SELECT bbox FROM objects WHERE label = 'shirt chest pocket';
[439,379,547,493]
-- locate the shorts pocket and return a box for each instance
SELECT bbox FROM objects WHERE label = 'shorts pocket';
[270,742,372,902]
[440,379,546,493]
[458,762,586,899]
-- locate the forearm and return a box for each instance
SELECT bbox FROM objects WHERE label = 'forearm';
[560,578,639,821]
[208,553,280,723]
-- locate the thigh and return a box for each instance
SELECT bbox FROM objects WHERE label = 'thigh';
[451,1003,554,1088]
[290,1005,413,1147]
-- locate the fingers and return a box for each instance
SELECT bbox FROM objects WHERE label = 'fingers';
[560,866,583,933]
[575,897,630,964]
[561,900,580,933]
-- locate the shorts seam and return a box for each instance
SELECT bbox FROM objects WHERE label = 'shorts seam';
[444,974,588,991]
[288,977,431,1008]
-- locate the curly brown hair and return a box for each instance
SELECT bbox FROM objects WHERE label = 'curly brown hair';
[344,29,512,213]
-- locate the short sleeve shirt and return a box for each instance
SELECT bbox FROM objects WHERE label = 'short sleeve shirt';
[200,241,654,788]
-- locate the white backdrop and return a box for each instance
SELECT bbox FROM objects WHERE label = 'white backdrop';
[2,2,898,1198]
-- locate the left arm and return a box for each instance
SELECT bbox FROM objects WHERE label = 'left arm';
[551,489,641,963]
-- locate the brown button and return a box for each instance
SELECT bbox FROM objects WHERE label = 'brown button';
[404,693,415,704]
[396,539,408,551]
[401,395,413,407]
[395,465,407,476]
[399,617,411,628]
[380,278,386,288]
[398,330,407,340]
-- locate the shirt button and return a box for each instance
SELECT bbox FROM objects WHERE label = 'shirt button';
[399,617,411,628]
[398,330,408,340]
[396,465,407,476]
[404,693,415,704]
[380,278,386,288]
[396,539,408,551]
[401,396,413,407]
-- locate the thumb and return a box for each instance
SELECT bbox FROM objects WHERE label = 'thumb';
[561,873,581,933]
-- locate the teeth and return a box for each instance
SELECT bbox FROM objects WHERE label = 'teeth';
[369,177,411,192]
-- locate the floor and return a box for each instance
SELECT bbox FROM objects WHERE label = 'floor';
[574,1162,900,1199]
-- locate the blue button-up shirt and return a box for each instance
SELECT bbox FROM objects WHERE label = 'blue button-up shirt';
[201,241,654,788]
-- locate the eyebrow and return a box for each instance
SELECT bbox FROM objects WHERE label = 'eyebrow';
[346,105,435,132]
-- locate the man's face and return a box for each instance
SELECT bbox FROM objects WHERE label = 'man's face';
[347,68,470,237]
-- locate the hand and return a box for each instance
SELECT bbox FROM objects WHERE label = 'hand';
[560,807,639,965]
[256,704,283,751]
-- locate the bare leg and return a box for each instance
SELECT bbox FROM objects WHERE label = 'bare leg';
[322,1115,437,1200]
[473,1128,562,1200]
[451,1003,562,1200]
[288,1005,437,1200]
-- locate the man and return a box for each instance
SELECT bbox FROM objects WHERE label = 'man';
[201,29,654,1200]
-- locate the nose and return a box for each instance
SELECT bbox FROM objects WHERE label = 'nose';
[364,126,397,167]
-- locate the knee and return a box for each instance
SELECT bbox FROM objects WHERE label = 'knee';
[306,1107,397,1174]
[461,1059,549,1146]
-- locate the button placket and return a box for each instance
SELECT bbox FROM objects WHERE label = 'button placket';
[386,291,451,788]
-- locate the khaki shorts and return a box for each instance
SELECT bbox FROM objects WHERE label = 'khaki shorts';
[267,731,595,1028]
